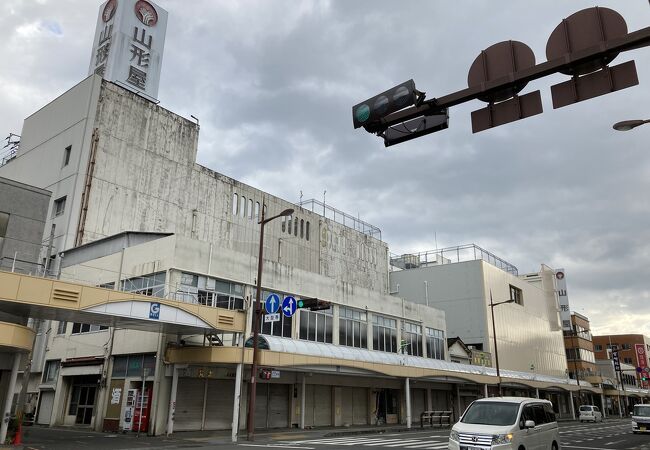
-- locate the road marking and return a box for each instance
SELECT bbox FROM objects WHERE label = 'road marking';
[562,446,617,450]
[240,445,313,449]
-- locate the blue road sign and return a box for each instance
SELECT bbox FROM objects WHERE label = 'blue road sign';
[282,296,297,317]
[265,293,280,314]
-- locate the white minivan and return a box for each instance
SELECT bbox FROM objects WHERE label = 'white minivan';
[578,405,602,423]
[448,397,560,450]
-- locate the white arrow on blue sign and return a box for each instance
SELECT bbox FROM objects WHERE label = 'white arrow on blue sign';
[282,296,297,317]
[265,293,280,314]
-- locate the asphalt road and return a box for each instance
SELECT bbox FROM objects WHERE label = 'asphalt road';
[17,418,650,450]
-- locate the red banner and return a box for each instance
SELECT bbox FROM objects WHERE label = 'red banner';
[636,344,648,369]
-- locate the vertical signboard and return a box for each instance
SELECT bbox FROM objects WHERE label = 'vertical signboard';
[88,0,168,101]
[636,344,648,388]
[555,268,572,331]
[612,349,621,372]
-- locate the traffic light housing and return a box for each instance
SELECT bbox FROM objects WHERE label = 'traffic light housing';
[259,368,272,380]
[297,297,331,311]
[352,80,418,132]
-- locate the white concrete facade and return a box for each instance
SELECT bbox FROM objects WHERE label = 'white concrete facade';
[389,260,568,378]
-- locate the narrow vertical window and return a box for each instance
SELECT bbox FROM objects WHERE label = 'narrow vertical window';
[63,146,71,167]
[287,216,292,234]
[241,196,247,217]
[294,217,298,236]
[306,221,310,241]
[281,216,286,232]
[232,193,238,215]
[248,199,253,219]
[300,219,304,239]
[255,202,260,220]
[53,196,67,217]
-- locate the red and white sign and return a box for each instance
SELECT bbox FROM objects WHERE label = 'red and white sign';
[636,344,648,388]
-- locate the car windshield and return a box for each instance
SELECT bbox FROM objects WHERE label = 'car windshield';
[461,402,520,426]
[634,405,650,417]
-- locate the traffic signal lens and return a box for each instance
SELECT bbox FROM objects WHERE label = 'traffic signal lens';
[355,104,370,123]
[393,86,411,107]
[297,300,304,308]
[373,96,389,115]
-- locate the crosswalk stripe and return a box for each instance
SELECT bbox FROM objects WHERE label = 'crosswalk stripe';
[383,440,432,447]
[404,443,448,449]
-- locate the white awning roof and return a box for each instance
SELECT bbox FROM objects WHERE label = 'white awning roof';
[261,335,588,388]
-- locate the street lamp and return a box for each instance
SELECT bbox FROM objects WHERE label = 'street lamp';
[612,119,649,131]
[246,206,293,441]
[489,290,515,396]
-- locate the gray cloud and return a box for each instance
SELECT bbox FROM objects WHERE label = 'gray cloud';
[1,0,649,335]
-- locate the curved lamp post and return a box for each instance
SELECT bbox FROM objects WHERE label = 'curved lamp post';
[247,206,294,441]
[489,290,515,396]
[613,119,649,131]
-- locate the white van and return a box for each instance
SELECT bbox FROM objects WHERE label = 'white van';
[632,404,650,433]
[578,405,602,423]
[448,397,560,450]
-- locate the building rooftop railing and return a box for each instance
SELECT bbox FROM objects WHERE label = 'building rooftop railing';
[298,199,382,240]
[390,243,519,275]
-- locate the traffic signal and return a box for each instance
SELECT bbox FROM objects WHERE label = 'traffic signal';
[297,297,331,311]
[259,369,272,380]
[352,80,418,132]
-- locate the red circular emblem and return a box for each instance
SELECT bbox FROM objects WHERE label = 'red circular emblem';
[555,271,565,280]
[102,0,117,22]
[134,0,158,27]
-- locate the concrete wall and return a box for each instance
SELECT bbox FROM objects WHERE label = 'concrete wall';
[0,177,51,273]
[390,260,567,377]
[0,75,103,268]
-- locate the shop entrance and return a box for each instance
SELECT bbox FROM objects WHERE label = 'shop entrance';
[69,376,99,425]
[374,389,399,425]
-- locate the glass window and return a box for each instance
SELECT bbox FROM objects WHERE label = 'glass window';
[43,360,60,383]
[287,216,292,234]
[294,218,298,236]
[57,321,67,335]
[241,196,247,217]
[300,219,304,239]
[63,145,71,167]
[372,315,397,353]
[255,202,260,220]
[509,285,523,305]
[299,308,333,343]
[281,216,286,232]
[0,211,9,237]
[121,272,166,297]
[112,356,128,377]
[53,196,66,217]
[306,221,310,241]
[402,322,423,356]
[426,327,445,360]
[232,193,238,215]
[248,199,253,219]
[339,306,367,349]
[71,323,108,334]
[127,355,143,377]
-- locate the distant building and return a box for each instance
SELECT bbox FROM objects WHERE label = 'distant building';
[447,337,471,364]
[593,334,650,389]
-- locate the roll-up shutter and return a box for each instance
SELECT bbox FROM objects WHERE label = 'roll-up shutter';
[304,385,315,427]
[411,388,426,422]
[341,387,353,425]
[204,380,235,430]
[313,385,332,426]
[175,378,205,431]
[268,384,289,428]
[37,391,55,425]
[352,387,368,425]
[254,384,268,428]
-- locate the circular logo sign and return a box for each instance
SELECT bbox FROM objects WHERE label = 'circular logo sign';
[638,346,645,355]
[135,0,158,26]
[555,271,565,280]
[102,0,117,22]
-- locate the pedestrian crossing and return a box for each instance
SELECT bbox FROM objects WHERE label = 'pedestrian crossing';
[283,435,449,450]
[559,421,632,446]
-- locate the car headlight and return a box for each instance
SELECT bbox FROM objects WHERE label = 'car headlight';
[449,430,459,442]
[492,434,513,445]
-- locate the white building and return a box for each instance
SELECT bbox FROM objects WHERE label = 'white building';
[0,75,599,435]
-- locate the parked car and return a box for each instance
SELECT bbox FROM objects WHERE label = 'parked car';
[579,405,603,423]
[448,397,560,450]
[632,404,650,433]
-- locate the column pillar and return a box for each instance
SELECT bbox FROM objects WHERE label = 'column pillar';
[300,374,306,429]
[405,378,411,429]
[166,365,179,436]
[231,362,243,442]
[0,353,21,443]
[569,392,576,420]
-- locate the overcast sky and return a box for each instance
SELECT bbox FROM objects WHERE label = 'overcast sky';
[1,1,649,336]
